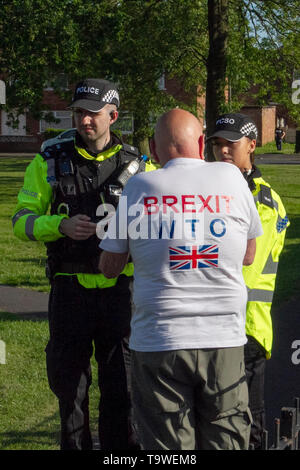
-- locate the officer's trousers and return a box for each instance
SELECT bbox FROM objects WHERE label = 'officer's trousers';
[45,275,137,450]
[244,335,266,450]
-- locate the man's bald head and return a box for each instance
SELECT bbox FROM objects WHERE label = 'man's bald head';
[152,108,204,166]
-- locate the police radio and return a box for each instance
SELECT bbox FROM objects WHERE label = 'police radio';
[116,154,149,187]
[107,154,149,200]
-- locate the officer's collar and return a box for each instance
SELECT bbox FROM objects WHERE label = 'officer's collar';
[251,164,262,179]
[243,164,262,191]
[75,131,122,162]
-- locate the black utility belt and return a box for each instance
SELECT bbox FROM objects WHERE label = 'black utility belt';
[57,261,101,275]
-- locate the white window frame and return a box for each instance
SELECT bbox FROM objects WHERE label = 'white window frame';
[1,110,26,136]
[111,111,134,135]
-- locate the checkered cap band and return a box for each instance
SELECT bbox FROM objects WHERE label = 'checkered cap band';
[102,89,119,104]
[240,122,258,139]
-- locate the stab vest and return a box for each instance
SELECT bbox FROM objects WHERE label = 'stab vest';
[41,136,144,275]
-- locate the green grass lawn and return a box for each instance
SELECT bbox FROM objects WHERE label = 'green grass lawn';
[0,157,49,292]
[0,311,99,450]
[0,312,60,450]
[0,156,299,450]
[0,157,97,450]
[258,164,300,308]
[256,141,296,155]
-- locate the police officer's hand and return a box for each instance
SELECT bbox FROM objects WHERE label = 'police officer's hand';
[59,214,97,240]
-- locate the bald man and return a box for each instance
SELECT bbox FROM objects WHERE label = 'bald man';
[99,109,263,450]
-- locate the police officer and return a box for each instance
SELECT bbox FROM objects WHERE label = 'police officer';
[12,78,155,450]
[275,127,286,151]
[206,113,289,450]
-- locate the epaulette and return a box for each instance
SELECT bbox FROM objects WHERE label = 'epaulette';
[258,184,274,209]
[119,143,140,158]
[40,140,75,188]
[118,143,145,172]
[40,139,75,161]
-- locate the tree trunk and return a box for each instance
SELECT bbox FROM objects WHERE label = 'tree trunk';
[132,115,151,157]
[205,0,229,160]
[136,137,150,157]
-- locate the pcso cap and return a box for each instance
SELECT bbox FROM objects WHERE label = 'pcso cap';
[69,78,120,112]
[206,113,258,142]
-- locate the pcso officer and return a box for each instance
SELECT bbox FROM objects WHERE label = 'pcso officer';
[206,113,289,449]
[12,78,155,450]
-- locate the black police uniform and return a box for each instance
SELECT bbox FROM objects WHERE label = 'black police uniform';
[43,132,144,450]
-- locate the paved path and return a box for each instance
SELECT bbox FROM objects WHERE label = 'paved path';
[264,295,300,446]
[255,153,300,165]
[0,285,48,320]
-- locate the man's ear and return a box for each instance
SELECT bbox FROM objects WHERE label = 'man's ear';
[199,135,204,160]
[110,110,119,124]
[249,139,257,153]
[149,137,160,163]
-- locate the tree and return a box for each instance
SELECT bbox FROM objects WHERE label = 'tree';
[0,0,119,125]
[203,0,300,157]
[0,0,299,154]
[1,0,73,120]
[0,0,209,148]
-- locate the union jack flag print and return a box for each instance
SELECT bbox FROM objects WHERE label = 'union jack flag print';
[169,244,219,270]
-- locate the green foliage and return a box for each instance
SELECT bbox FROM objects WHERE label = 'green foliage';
[256,142,296,155]
[226,1,300,125]
[106,0,208,144]
[0,0,300,144]
[1,1,74,116]
[43,128,66,140]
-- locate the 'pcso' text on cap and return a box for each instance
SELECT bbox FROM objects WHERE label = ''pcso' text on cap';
[69,78,120,112]
[206,113,258,142]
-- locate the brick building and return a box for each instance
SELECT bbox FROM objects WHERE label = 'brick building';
[0,87,71,153]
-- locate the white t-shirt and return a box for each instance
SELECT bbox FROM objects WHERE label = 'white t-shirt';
[100,158,263,351]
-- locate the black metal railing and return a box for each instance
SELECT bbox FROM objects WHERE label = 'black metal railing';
[253,397,300,450]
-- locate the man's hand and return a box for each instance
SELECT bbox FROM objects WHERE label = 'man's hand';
[99,251,129,278]
[59,214,97,240]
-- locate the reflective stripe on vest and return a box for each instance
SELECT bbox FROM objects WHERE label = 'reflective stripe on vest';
[247,288,274,303]
[25,214,39,240]
[261,252,278,275]
[12,208,35,227]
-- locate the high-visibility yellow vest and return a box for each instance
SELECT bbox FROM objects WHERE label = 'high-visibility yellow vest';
[12,135,156,289]
[243,174,289,358]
